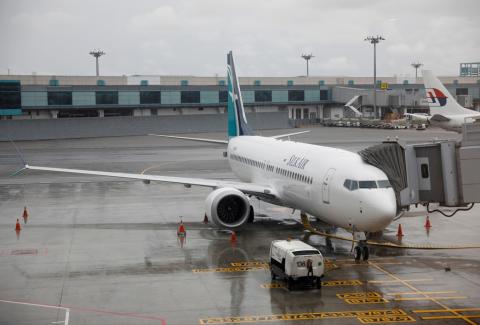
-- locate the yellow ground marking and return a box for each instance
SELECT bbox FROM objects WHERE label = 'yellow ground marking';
[231,262,268,267]
[340,262,403,266]
[369,261,477,325]
[393,296,467,301]
[413,308,480,321]
[301,214,480,249]
[385,291,458,296]
[261,279,363,289]
[419,315,480,320]
[192,265,268,273]
[198,309,414,324]
[260,283,285,289]
[368,279,433,284]
[337,292,388,305]
[413,308,480,313]
[323,280,363,287]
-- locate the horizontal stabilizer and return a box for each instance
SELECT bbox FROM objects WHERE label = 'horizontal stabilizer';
[149,134,228,144]
[270,130,310,139]
[430,114,451,122]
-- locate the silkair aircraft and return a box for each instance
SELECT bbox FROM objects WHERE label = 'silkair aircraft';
[23,52,397,260]
[406,70,480,132]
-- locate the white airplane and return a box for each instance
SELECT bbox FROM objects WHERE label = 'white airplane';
[406,70,480,132]
[21,52,397,261]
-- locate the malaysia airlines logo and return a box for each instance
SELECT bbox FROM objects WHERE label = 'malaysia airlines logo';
[426,88,448,107]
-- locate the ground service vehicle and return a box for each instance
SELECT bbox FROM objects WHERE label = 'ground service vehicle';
[269,239,324,290]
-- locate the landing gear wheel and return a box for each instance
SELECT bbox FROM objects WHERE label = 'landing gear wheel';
[362,246,369,261]
[271,270,276,280]
[247,206,254,223]
[354,246,362,261]
[316,278,322,289]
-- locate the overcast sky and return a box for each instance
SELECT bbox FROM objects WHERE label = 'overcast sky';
[1,0,478,77]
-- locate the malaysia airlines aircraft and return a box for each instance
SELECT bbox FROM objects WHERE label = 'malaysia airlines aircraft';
[22,52,397,260]
[406,70,480,132]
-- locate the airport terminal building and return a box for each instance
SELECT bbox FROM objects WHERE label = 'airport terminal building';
[1,74,479,122]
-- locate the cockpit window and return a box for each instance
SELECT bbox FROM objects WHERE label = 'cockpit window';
[344,179,359,191]
[377,180,392,188]
[359,181,377,189]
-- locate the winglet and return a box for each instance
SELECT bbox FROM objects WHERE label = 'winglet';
[10,139,27,167]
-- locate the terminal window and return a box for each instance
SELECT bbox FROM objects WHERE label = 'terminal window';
[140,91,161,104]
[320,90,328,100]
[0,81,21,109]
[181,91,200,104]
[48,91,72,105]
[288,90,304,102]
[219,90,228,103]
[96,91,118,105]
[254,90,272,102]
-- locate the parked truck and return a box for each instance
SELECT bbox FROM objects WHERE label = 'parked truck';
[269,239,325,290]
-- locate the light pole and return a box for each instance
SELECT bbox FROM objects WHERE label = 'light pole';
[364,36,385,119]
[301,54,314,77]
[411,62,423,81]
[89,49,106,76]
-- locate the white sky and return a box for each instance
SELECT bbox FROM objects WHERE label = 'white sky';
[1,0,478,77]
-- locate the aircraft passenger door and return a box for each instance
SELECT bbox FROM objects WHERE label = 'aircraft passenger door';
[322,168,336,204]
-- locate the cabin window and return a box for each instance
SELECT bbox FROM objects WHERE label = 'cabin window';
[421,164,429,178]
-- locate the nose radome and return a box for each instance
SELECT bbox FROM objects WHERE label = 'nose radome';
[363,190,397,231]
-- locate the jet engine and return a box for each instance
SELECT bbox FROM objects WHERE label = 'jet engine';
[205,188,251,229]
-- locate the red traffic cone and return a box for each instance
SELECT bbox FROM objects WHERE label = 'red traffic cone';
[230,231,237,243]
[396,224,404,238]
[15,219,22,232]
[203,214,209,224]
[425,216,432,229]
[177,221,186,237]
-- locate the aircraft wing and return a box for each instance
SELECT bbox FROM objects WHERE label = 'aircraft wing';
[430,114,451,122]
[270,130,310,139]
[24,164,277,199]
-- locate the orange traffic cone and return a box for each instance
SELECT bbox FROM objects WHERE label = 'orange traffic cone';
[396,224,404,238]
[15,219,22,232]
[177,221,186,237]
[203,214,209,224]
[425,216,432,229]
[230,231,237,244]
[22,206,29,223]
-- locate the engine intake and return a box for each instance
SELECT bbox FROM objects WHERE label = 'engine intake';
[205,188,250,229]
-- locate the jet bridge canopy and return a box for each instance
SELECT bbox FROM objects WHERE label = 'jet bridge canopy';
[359,123,480,209]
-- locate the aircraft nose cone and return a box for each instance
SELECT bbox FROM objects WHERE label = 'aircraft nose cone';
[362,190,397,231]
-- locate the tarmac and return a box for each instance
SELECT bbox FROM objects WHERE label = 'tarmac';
[0,126,479,325]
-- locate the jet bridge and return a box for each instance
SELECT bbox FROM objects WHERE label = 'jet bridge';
[359,123,480,212]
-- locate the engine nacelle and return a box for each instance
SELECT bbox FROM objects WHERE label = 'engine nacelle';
[205,188,250,229]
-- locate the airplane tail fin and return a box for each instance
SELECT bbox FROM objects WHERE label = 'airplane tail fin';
[227,51,253,138]
[422,70,470,116]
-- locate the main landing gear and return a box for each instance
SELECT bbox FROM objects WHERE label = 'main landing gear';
[353,232,369,261]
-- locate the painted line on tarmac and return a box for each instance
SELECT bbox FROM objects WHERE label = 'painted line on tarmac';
[193,266,268,273]
[199,309,414,324]
[261,279,363,289]
[412,308,480,321]
[367,278,433,284]
[385,291,458,296]
[368,261,476,325]
[393,296,467,301]
[337,292,388,305]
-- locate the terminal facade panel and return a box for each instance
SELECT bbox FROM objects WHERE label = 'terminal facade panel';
[0,74,479,120]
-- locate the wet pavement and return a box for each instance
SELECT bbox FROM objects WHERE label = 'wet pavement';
[0,127,479,325]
